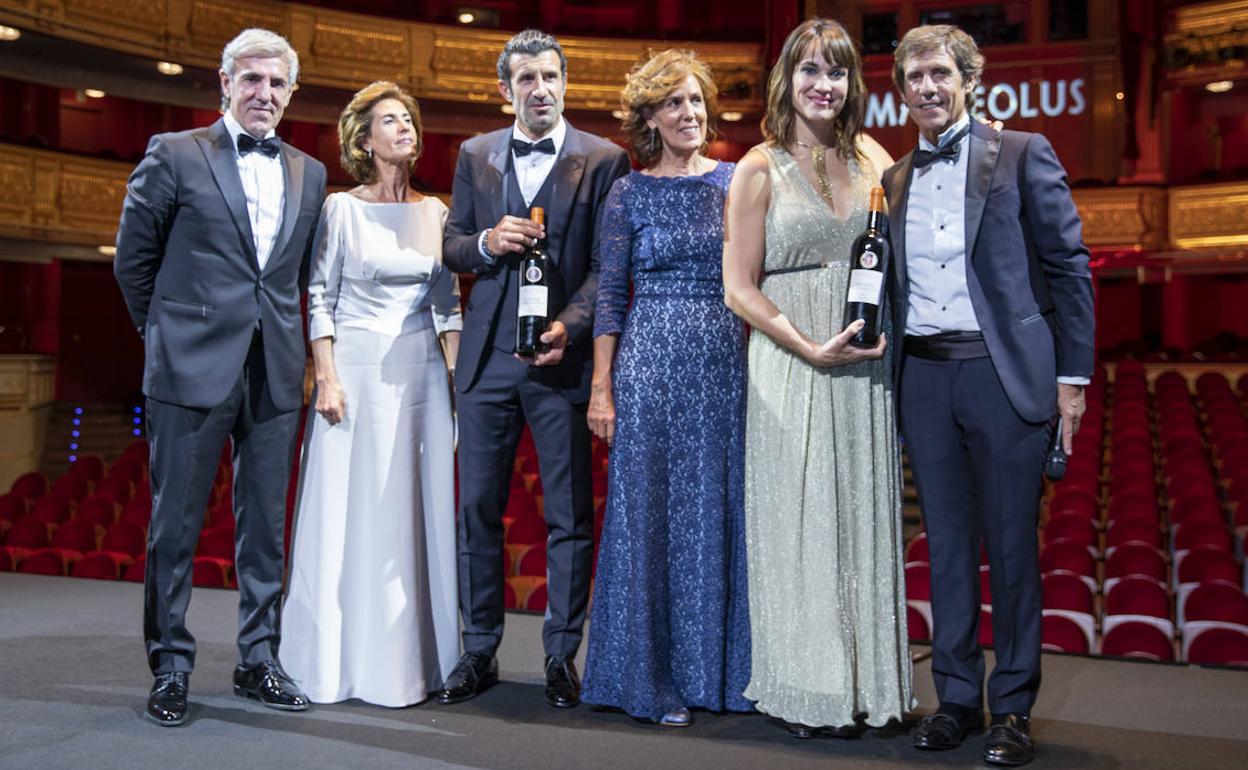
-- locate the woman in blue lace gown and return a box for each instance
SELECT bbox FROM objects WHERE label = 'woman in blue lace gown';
[581,50,751,728]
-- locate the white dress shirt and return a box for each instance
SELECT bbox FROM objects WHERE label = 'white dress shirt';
[223,111,285,271]
[477,118,568,262]
[904,114,977,336]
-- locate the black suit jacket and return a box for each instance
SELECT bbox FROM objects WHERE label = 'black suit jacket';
[114,119,327,412]
[443,122,630,400]
[882,121,1095,424]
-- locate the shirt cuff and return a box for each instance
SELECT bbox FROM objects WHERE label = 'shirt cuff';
[477,229,495,265]
[1056,376,1090,386]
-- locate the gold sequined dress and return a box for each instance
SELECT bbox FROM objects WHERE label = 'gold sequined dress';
[742,144,912,728]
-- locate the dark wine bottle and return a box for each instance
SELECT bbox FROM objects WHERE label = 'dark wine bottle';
[842,186,890,348]
[516,206,549,356]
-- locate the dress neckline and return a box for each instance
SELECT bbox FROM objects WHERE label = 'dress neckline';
[340,191,431,206]
[772,146,857,225]
[634,161,727,182]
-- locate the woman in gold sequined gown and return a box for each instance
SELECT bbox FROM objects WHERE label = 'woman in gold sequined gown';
[722,19,913,735]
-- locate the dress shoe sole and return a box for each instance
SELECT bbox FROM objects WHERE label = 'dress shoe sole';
[435,672,499,705]
[233,685,310,711]
[144,710,186,727]
[913,725,982,751]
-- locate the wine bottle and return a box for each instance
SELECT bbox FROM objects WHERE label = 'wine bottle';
[516,206,549,356]
[842,186,890,349]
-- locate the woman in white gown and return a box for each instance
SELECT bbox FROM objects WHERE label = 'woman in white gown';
[281,82,462,707]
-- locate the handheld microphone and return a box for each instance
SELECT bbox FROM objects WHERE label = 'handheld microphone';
[1044,417,1067,481]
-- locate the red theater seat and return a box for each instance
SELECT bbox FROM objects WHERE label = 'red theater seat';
[196,528,235,561]
[123,556,146,582]
[10,472,48,501]
[1043,514,1098,552]
[29,495,72,525]
[1107,491,1158,525]
[517,544,547,577]
[68,455,105,483]
[978,608,993,647]
[1039,538,1096,577]
[907,603,930,642]
[1105,575,1171,620]
[75,495,118,528]
[192,557,234,588]
[1043,569,1095,615]
[905,562,932,602]
[0,550,13,572]
[107,454,146,485]
[101,522,146,558]
[504,579,517,609]
[1169,496,1224,529]
[1042,610,1094,654]
[503,514,546,545]
[49,473,90,502]
[1100,619,1175,661]
[47,518,100,554]
[119,498,152,528]
[72,551,132,580]
[94,475,133,505]
[1104,542,1168,583]
[0,494,26,524]
[18,550,71,576]
[905,532,929,564]
[0,517,54,560]
[1105,517,1162,551]
[1183,580,1248,626]
[1174,519,1233,554]
[1176,546,1240,586]
[525,580,548,611]
[1184,626,1248,666]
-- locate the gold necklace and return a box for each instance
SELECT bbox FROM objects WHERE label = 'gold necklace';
[794,140,835,202]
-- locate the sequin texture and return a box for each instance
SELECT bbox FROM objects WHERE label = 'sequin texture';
[742,145,913,728]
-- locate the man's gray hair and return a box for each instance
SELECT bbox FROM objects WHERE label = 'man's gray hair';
[496,29,566,85]
[220,28,299,108]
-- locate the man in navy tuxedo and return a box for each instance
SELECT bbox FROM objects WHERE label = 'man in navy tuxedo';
[437,28,629,709]
[115,28,325,726]
[882,24,1094,766]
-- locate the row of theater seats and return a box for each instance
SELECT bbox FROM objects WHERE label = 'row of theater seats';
[904,365,1248,667]
[0,425,613,614]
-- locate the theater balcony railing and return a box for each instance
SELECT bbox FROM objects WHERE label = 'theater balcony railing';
[2,142,1247,262]
[0,0,764,114]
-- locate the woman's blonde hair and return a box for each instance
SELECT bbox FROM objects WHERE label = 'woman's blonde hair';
[762,18,866,161]
[619,49,718,168]
[338,81,423,184]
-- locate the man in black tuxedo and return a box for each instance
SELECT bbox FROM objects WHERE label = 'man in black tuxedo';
[114,28,326,726]
[437,28,629,709]
[882,25,1094,766]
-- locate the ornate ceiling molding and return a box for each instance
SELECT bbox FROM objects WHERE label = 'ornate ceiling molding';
[0,0,764,112]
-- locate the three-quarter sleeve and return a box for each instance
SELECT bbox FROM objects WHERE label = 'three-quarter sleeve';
[430,200,464,335]
[592,177,633,338]
[306,194,343,341]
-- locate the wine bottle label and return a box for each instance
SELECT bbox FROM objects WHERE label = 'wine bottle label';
[859,248,879,269]
[846,269,883,304]
[518,285,548,317]
[525,265,543,283]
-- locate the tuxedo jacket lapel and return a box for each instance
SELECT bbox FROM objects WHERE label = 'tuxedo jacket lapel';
[485,130,512,227]
[198,120,258,271]
[889,152,914,302]
[269,146,305,273]
[545,126,586,266]
[964,121,1001,264]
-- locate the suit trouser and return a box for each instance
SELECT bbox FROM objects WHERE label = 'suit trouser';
[143,333,301,674]
[456,348,594,658]
[899,354,1048,716]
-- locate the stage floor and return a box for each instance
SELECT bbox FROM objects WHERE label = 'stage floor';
[2,573,1246,769]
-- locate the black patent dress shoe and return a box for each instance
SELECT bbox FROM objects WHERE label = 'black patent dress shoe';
[984,713,1034,766]
[146,672,189,726]
[912,704,984,750]
[233,661,309,711]
[777,719,816,739]
[543,655,581,708]
[436,651,499,705]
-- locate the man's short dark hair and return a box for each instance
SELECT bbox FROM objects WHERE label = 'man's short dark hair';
[497,29,567,85]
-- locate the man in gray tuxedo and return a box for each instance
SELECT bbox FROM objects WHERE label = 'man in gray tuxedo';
[114,28,326,726]
[436,29,629,709]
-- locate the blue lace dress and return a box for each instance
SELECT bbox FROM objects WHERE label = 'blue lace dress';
[581,163,752,721]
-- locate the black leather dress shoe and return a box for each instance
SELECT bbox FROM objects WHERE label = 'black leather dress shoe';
[775,719,816,739]
[543,655,580,708]
[984,713,1034,766]
[912,704,984,750]
[233,661,309,711]
[146,672,189,726]
[436,651,499,705]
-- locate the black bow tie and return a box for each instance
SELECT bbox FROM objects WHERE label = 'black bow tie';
[512,137,556,158]
[237,133,281,158]
[913,126,969,169]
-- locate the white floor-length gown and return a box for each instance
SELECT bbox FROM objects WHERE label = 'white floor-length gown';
[281,192,461,706]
